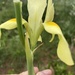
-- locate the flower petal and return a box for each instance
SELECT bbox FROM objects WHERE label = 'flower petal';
[43,22,74,65]
[45,0,54,22]
[58,35,74,65]
[28,0,46,30]
[25,33,42,42]
[49,34,55,42]
[0,18,26,30]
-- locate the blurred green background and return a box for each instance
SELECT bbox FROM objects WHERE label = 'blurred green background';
[0,0,75,74]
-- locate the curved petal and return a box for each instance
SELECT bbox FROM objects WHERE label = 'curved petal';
[49,34,55,42]
[38,36,42,42]
[43,22,74,65]
[57,35,74,66]
[0,18,26,30]
[45,0,54,22]
[28,0,46,30]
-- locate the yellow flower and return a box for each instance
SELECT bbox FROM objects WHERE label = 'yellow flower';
[0,0,74,65]
[0,18,25,30]
[43,22,74,65]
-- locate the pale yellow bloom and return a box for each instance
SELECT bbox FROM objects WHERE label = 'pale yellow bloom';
[43,22,74,65]
[0,0,74,65]
[28,0,46,31]
[0,18,26,30]
[45,0,54,22]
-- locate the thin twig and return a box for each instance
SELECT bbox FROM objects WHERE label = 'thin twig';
[33,43,43,53]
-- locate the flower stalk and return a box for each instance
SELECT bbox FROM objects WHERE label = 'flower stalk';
[25,34,35,75]
[14,1,25,46]
[14,1,35,75]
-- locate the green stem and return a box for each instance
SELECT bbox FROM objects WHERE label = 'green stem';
[14,1,35,75]
[0,29,1,47]
[25,35,35,75]
[14,1,25,46]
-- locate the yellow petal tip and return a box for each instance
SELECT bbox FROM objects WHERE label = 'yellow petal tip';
[8,18,16,22]
[46,22,59,28]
